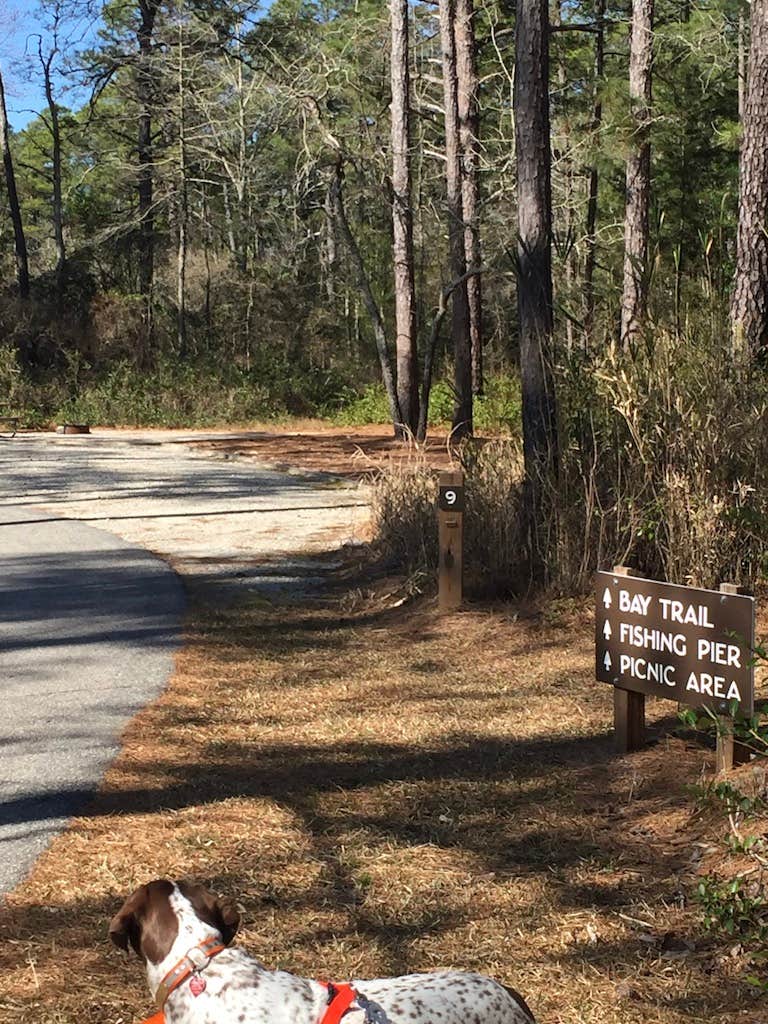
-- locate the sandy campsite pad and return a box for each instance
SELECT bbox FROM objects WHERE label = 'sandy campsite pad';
[0,428,372,597]
[187,422,458,479]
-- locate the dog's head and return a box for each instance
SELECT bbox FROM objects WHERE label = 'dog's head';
[109,879,241,964]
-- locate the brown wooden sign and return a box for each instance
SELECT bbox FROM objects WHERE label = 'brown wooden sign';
[596,570,755,714]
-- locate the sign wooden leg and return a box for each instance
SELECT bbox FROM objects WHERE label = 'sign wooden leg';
[614,687,645,753]
[716,717,751,772]
[716,583,753,771]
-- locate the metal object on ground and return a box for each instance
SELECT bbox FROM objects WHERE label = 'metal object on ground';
[57,423,91,434]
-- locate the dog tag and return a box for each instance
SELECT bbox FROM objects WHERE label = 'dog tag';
[189,976,207,997]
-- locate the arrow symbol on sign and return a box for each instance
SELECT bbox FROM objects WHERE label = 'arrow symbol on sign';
[602,588,612,608]
[603,620,612,639]
[603,651,611,671]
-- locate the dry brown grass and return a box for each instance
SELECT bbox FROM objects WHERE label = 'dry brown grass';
[1,583,766,1024]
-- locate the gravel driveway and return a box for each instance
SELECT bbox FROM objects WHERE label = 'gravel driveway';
[0,429,370,596]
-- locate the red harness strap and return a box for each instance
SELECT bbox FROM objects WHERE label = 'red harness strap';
[320,982,359,1024]
[140,978,357,1024]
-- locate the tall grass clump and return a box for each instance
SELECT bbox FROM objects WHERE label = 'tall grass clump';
[371,450,439,570]
[372,330,768,595]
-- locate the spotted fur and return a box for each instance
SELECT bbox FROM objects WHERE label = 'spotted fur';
[110,880,536,1024]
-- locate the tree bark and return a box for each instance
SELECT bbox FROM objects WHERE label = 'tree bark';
[454,0,483,395]
[514,0,558,584]
[583,0,605,346]
[738,9,746,121]
[439,0,473,439]
[137,0,159,310]
[0,66,30,301]
[731,0,768,358]
[620,0,654,349]
[330,161,402,434]
[176,19,188,356]
[39,40,66,295]
[390,0,419,436]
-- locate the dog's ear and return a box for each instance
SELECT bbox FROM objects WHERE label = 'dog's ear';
[216,898,241,945]
[109,884,149,956]
[176,880,241,945]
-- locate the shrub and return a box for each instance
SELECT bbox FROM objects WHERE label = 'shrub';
[372,329,768,594]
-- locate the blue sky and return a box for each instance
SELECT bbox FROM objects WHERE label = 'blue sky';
[2,0,276,131]
[2,0,101,129]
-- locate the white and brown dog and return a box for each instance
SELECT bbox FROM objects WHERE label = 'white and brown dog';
[110,879,536,1024]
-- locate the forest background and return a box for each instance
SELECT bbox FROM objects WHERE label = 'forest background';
[1,0,768,593]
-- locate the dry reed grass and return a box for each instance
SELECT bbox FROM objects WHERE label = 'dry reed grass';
[373,334,768,595]
[1,585,766,1024]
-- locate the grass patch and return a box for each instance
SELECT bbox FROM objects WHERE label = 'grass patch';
[1,584,765,1024]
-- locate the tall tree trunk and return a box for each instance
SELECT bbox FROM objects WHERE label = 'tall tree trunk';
[223,182,238,262]
[39,43,66,297]
[176,20,188,356]
[583,0,605,345]
[323,178,336,301]
[515,0,558,584]
[137,0,159,345]
[620,0,654,349]
[0,66,30,301]
[553,0,575,354]
[455,0,483,395]
[330,161,402,434]
[390,0,419,437]
[738,9,746,120]
[439,0,473,439]
[731,0,768,358]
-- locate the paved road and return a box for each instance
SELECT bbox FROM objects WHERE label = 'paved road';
[0,431,368,895]
[0,506,184,895]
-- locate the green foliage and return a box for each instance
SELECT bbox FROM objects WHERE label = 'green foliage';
[678,701,768,759]
[695,875,768,941]
[332,383,392,426]
[0,345,361,428]
[474,375,522,434]
[686,775,764,817]
[331,375,522,433]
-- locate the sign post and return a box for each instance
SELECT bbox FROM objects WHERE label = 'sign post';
[437,470,464,613]
[596,567,755,764]
[610,567,646,752]
[716,583,752,771]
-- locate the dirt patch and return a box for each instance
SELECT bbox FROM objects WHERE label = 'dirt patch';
[1,580,765,1024]
[190,424,457,480]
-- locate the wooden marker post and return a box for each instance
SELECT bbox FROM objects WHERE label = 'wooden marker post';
[437,470,464,613]
[716,583,752,772]
[610,566,646,753]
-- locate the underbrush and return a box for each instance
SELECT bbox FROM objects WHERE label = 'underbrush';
[684,759,768,987]
[0,348,355,427]
[373,331,768,594]
[333,374,522,433]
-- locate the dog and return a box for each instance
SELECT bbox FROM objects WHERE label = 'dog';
[110,879,536,1024]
